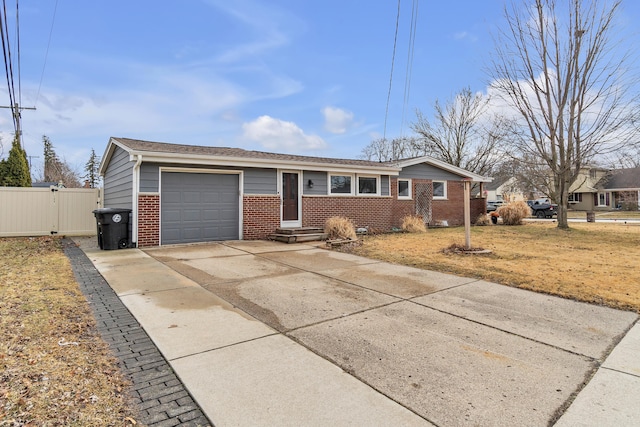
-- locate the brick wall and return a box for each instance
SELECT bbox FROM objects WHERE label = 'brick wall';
[432,181,464,226]
[390,177,417,228]
[430,181,487,226]
[470,197,487,223]
[243,195,280,240]
[137,194,159,247]
[302,196,395,232]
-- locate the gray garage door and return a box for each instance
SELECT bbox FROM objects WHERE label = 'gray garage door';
[161,172,239,244]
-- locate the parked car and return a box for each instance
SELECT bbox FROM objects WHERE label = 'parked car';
[527,199,558,218]
[486,200,506,213]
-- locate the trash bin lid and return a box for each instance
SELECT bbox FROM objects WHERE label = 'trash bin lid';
[92,207,132,214]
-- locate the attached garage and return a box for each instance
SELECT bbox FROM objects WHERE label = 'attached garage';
[161,171,240,244]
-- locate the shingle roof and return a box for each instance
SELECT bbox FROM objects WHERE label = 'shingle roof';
[599,167,640,190]
[112,137,397,169]
[484,176,511,191]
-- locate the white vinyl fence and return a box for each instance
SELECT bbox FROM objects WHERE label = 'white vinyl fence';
[0,186,102,237]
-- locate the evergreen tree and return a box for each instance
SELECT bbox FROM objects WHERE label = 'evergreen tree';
[84,148,101,188]
[43,135,59,182]
[0,136,31,187]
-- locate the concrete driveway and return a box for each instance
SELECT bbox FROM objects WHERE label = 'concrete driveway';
[85,240,639,426]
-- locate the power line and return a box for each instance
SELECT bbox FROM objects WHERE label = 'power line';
[0,0,17,135]
[400,0,419,136]
[15,0,20,108]
[0,0,36,150]
[384,0,420,141]
[35,0,58,107]
[383,0,402,141]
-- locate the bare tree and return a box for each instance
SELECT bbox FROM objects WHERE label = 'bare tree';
[360,136,423,162]
[488,0,640,228]
[43,135,82,188]
[411,87,509,177]
[608,146,640,168]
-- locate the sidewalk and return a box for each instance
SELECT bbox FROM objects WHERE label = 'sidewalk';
[67,238,639,426]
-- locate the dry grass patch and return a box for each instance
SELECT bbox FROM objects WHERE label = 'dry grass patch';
[0,237,138,426]
[401,215,427,233]
[497,201,530,225]
[325,216,357,240]
[352,222,640,312]
[475,214,492,226]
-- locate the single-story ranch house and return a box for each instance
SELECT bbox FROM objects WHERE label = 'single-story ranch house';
[99,137,491,247]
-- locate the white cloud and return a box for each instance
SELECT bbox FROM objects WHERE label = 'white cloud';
[454,31,478,43]
[242,115,326,152]
[203,0,302,64]
[322,106,354,134]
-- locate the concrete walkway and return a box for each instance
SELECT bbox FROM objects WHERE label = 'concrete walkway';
[75,239,639,426]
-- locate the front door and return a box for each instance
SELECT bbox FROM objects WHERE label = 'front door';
[281,172,301,226]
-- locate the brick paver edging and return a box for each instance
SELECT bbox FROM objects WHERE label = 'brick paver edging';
[62,239,212,427]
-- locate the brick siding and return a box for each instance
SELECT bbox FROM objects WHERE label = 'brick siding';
[137,195,159,247]
[431,182,486,226]
[302,196,396,232]
[243,195,280,240]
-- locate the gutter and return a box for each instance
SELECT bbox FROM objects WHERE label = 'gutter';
[131,154,143,246]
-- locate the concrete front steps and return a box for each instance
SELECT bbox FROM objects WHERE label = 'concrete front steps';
[269,227,328,243]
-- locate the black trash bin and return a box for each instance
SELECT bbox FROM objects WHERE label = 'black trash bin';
[93,208,132,250]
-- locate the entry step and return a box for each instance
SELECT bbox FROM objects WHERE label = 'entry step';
[274,227,325,235]
[269,228,328,243]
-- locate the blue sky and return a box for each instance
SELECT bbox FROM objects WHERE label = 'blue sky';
[2,0,640,176]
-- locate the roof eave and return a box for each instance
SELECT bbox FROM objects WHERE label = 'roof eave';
[603,187,640,192]
[98,137,128,176]
[395,156,493,182]
[130,150,401,175]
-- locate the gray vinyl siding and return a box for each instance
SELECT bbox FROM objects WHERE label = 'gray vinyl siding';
[244,168,276,194]
[140,163,159,192]
[381,175,390,196]
[139,163,276,194]
[399,164,462,181]
[303,171,327,195]
[103,146,133,209]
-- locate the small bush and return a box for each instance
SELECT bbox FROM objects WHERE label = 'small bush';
[496,201,531,225]
[475,214,491,226]
[401,215,427,233]
[324,216,357,240]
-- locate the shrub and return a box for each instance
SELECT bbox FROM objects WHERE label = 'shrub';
[496,201,531,225]
[324,216,357,240]
[401,215,427,233]
[475,213,492,226]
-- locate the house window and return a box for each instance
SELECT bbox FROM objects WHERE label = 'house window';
[433,181,447,199]
[590,169,597,180]
[398,179,412,199]
[358,176,378,195]
[597,192,610,206]
[330,174,353,195]
[568,193,583,203]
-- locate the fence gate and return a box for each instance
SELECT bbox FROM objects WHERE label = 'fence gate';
[0,186,101,237]
[414,182,433,225]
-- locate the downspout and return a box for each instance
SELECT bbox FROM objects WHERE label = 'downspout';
[131,154,142,247]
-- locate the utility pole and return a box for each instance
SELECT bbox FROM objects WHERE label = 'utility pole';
[27,155,39,175]
[0,104,37,148]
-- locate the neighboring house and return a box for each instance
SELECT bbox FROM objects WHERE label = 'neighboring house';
[99,137,491,247]
[482,176,525,202]
[32,181,65,188]
[567,167,640,211]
